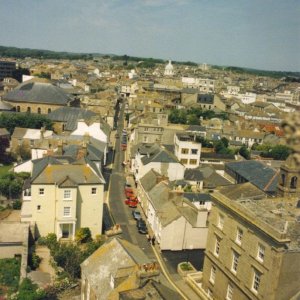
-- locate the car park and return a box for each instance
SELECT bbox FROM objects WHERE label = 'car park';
[132,210,141,220]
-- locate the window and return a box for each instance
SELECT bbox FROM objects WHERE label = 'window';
[214,236,221,257]
[191,149,198,155]
[189,159,198,165]
[48,108,51,114]
[64,190,71,200]
[257,244,265,262]
[37,107,41,114]
[252,269,261,293]
[180,159,188,164]
[226,284,233,300]
[39,188,44,195]
[91,187,97,194]
[218,213,224,230]
[27,107,31,113]
[231,251,239,274]
[63,207,71,217]
[236,228,243,245]
[37,205,41,210]
[181,148,189,154]
[209,265,216,284]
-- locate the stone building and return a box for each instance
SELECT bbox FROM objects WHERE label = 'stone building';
[2,80,77,114]
[199,113,300,300]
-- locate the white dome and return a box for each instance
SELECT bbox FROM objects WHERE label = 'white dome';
[165,60,174,70]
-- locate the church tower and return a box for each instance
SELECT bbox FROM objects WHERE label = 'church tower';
[277,113,300,197]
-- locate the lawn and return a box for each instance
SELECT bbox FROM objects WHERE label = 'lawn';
[0,164,13,178]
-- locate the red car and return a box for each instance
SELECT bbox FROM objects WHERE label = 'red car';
[125,190,134,198]
[124,197,138,208]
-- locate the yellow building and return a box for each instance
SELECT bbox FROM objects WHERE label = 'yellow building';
[21,156,105,240]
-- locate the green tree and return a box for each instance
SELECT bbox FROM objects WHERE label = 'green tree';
[187,114,199,125]
[239,145,251,160]
[52,243,84,279]
[269,145,291,160]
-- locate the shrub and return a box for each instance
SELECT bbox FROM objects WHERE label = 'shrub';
[17,278,46,300]
[75,227,92,244]
[13,200,22,210]
[0,258,21,290]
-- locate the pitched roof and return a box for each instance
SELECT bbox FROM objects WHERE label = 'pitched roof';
[139,169,162,192]
[81,238,151,300]
[3,81,72,105]
[226,160,279,193]
[141,146,180,165]
[217,182,265,200]
[48,107,97,131]
[31,156,105,184]
[184,168,204,181]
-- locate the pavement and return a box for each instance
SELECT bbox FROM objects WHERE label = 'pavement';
[106,100,202,300]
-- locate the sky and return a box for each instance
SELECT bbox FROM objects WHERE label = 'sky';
[0,0,299,71]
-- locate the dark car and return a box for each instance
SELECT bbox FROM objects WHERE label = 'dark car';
[132,210,141,220]
[138,223,148,234]
[136,219,146,227]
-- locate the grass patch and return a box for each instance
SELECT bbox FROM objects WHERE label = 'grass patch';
[0,164,13,177]
[0,258,21,291]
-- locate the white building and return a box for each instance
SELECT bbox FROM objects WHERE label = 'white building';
[71,120,108,143]
[239,92,257,104]
[164,60,174,76]
[138,178,210,250]
[174,133,202,169]
[182,77,215,93]
[132,143,185,181]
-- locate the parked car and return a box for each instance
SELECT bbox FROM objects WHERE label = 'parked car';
[136,219,146,227]
[132,210,141,220]
[125,182,132,188]
[137,223,148,234]
[125,190,134,198]
[125,198,138,208]
[124,186,133,192]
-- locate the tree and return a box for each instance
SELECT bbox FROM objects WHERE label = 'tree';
[269,145,291,160]
[52,243,84,279]
[187,114,199,125]
[239,145,251,160]
[15,144,31,161]
[75,227,92,244]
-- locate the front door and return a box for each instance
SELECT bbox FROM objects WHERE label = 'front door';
[62,224,71,238]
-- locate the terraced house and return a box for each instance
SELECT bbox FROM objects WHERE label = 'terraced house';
[21,156,105,240]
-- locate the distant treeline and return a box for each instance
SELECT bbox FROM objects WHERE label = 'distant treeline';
[0,45,93,60]
[213,65,300,79]
[110,54,198,67]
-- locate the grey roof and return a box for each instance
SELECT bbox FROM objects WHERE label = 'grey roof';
[63,144,104,162]
[226,160,279,193]
[141,146,180,165]
[139,169,162,192]
[186,125,207,132]
[217,182,265,200]
[184,168,204,181]
[31,156,105,185]
[48,107,98,131]
[3,81,72,105]
[183,193,211,203]
[81,238,151,300]
[197,94,214,104]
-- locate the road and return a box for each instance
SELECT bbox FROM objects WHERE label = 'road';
[107,99,156,260]
[106,98,205,276]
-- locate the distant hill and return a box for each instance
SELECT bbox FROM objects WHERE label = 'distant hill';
[0,45,299,79]
[212,65,300,79]
[0,45,94,60]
